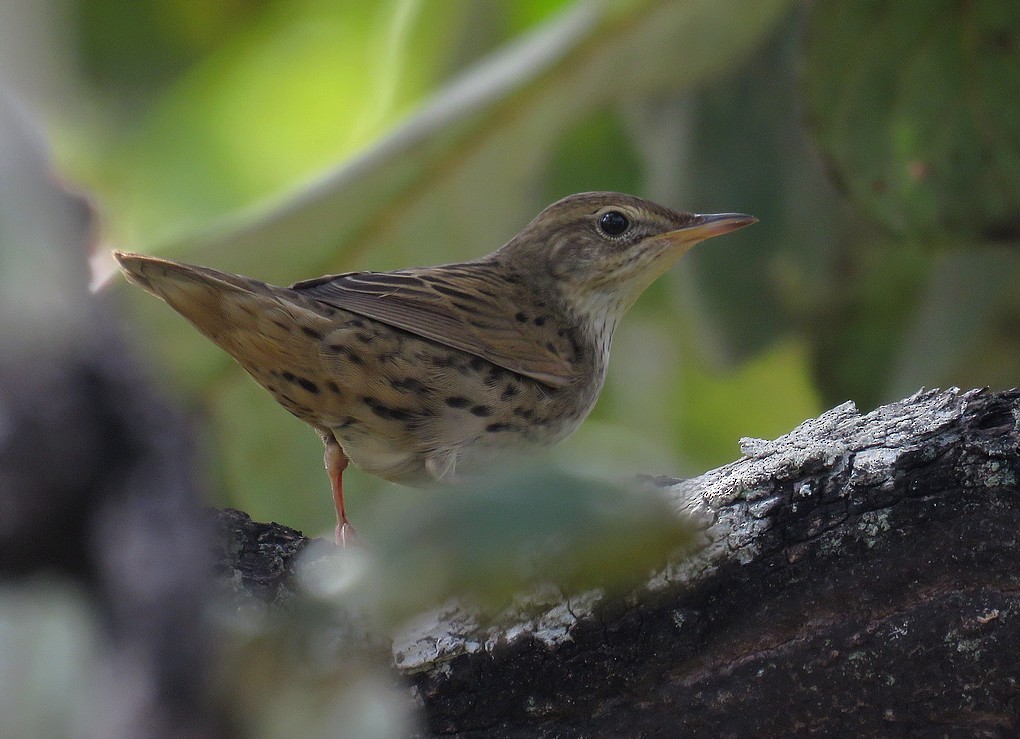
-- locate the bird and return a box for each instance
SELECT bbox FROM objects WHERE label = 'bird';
[114,192,755,545]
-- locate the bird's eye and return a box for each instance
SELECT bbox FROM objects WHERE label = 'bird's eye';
[598,211,630,237]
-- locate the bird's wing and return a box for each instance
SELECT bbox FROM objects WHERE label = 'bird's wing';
[290,266,576,388]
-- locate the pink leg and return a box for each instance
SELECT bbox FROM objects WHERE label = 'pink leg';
[321,432,353,546]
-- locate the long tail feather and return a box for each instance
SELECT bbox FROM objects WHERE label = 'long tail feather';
[113,251,323,361]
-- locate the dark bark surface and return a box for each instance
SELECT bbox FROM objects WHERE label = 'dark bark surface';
[213,387,1020,737]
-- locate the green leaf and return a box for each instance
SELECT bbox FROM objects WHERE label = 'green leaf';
[346,465,699,618]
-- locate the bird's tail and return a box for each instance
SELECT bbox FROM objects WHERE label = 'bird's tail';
[115,251,264,299]
[113,251,327,368]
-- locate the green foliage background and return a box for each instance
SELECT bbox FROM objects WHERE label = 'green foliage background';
[10,0,1018,535]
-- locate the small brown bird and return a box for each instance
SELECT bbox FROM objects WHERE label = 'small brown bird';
[115,192,754,544]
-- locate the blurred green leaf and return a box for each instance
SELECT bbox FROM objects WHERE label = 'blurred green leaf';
[224,625,413,738]
[674,339,821,470]
[68,0,467,249]
[803,0,1020,241]
[327,465,698,619]
[109,0,790,272]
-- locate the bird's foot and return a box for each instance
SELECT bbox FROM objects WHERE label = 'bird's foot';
[334,519,357,548]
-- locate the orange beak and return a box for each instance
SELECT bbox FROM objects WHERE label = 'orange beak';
[667,212,758,244]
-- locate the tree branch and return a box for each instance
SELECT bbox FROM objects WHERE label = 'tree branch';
[213,387,1020,736]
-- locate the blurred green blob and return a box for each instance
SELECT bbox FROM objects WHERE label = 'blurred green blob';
[73,0,267,96]
[675,339,820,470]
[351,465,698,618]
[224,625,414,738]
[62,0,465,247]
[810,239,931,409]
[804,0,1020,241]
[0,583,99,739]
[506,0,578,34]
[545,108,645,197]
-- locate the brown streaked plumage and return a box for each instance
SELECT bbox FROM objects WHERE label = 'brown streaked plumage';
[115,192,755,545]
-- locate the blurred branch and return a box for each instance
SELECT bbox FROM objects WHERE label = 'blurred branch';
[214,386,1020,735]
[0,94,224,738]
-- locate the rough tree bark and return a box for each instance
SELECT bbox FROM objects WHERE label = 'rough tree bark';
[216,386,1020,737]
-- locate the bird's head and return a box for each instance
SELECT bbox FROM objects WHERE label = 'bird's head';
[501,192,755,323]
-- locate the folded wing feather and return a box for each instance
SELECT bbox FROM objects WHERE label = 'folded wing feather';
[291,267,575,388]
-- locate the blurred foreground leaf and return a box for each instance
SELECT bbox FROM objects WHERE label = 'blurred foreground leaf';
[300,465,698,622]
[0,584,98,739]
